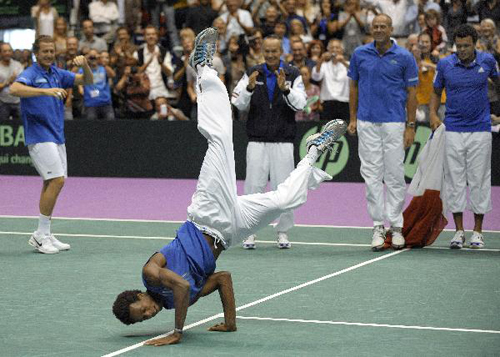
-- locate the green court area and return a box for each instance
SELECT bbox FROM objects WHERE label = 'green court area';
[1,217,499,357]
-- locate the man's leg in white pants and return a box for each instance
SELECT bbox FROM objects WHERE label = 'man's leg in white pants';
[186,66,239,248]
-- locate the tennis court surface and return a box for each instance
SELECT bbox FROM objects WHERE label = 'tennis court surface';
[1,216,499,357]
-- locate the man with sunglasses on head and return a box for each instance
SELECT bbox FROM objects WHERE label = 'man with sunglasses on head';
[10,35,93,254]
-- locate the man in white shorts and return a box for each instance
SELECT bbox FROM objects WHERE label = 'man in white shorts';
[430,24,498,249]
[111,27,347,346]
[10,35,94,254]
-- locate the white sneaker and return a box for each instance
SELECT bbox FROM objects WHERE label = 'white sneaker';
[242,235,256,249]
[371,225,386,251]
[48,234,71,251]
[450,230,465,249]
[391,227,405,250]
[28,232,59,254]
[469,231,484,249]
[277,232,291,249]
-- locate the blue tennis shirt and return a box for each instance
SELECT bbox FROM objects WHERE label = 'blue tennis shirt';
[16,63,75,145]
[433,51,498,132]
[142,221,216,309]
[348,41,419,123]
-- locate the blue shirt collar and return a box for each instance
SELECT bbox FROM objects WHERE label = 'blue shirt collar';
[451,51,481,68]
[34,62,55,75]
[263,60,284,77]
[368,39,398,56]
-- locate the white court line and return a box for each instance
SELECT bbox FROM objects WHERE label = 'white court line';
[236,316,500,335]
[2,231,500,251]
[101,250,407,357]
[1,215,499,233]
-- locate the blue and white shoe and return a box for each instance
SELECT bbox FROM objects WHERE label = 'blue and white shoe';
[306,119,347,153]
[450,230,465,249]
[469,231,484,249]
[189,27,218,70]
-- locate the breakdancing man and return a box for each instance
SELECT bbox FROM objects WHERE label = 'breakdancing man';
[112,27,347,346]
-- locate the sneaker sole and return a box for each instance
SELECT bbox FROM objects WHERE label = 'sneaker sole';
[469,244,484,249]
[243,244,256,249]
[391,244,405,250]
[278,244,291,249]
[371,244,385,252]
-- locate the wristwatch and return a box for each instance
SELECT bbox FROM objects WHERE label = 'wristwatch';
[406,122,415,128]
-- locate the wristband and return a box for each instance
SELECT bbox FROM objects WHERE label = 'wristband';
[174,328,183,334]
[406,122,415,128]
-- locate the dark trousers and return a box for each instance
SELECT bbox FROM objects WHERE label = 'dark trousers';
[84,104,115,120]
[320,100,350,122]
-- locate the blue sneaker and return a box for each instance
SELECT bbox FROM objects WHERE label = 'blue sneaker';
[189,27,218,70]
[306,119,347,153]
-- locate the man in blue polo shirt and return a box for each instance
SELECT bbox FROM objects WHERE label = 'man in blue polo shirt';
[430,24,499,249]
[10,35,93,254]
[347,14,418,251]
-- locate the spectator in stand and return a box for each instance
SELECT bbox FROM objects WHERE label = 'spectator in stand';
[186,0,219,35]
[0,43,23,120]
[289,39,316,69]
[246,29,265,68]
[479,18,499,53]
[220,0,254,42]
[296,0,320,27]
[423,9,448,56]
[115,61,154,119]
[443,0,469,38]
[79,49,116,120]
[133,25,175,120]
[110,27,137,75]
[53,18,68,59]
[79,19,108,54]
[253,3,281,37]
[311,0,338,49]
[65,37,80,69]
[312,38,350,121]
[31,0,58,37]
[274,21,292,55]
[173,34,196,119]
[212,17,228,54]
[406,33,419,51]
[365,0,417,37]
[21,50,34,69]
[474,0,500,28]
[307,39,325,62]
[63,37,81,120]
[289,18,313,44]
[338,0,366,59]
[282,0,309,32]
[116,0,142,35]
[89,0,120,45]
[145,0,180,51]
[295,65,321,121]
[223,35,247,115]
[412,32,446,123]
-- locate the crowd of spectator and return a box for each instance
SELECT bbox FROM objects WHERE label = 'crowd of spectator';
[1,0,500,125]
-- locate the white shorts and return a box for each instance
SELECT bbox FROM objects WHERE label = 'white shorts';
[28,142,67,180]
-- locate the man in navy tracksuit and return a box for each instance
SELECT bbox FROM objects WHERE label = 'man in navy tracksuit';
[232,35,307,250]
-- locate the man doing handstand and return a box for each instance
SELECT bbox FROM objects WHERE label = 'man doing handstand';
[112,27,347,346]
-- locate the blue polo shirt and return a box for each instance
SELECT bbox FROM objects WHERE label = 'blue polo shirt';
[16,63,75,145]
[348,41,419,123]
[262,60,285,102]
[142,221,216,309]
[433,51,498,132]
[78,65,111,107]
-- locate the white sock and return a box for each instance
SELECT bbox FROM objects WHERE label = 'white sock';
[306,146,319,165]
[37,214,51,236]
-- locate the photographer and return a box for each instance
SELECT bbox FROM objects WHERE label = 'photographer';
[115,64,153,119]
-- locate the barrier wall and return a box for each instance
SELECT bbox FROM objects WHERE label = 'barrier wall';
[1,120,499,185]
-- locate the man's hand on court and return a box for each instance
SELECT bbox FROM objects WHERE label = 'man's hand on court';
[404,127,415,149]
[144,333,182,346]
[347,120,357,135]
[45,88,68,99]
[73,55,88,67]
[430,113,442,131]
[208,322,237,332]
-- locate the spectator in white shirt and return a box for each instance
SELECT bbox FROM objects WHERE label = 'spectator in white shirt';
[0,43,24,120]
[220,0,254,42]
[89,0,120,44]
[31,0,59,37]
[311,39,350,121]
[133,25,175,120]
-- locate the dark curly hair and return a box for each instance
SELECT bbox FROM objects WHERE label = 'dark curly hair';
[453,24,478,44]
[112,290,141,325]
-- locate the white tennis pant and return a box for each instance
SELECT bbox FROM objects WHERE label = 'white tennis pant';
[444,131,492,214]
[357,120,406,228]
[186,67,331,248]
[244,142,295,233]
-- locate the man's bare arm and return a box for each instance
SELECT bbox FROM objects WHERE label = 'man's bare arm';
[10,82,68,99]
[429,87,444,130]
[198,271,237,332]
[142,254,190,346]
[73,56,94,86]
